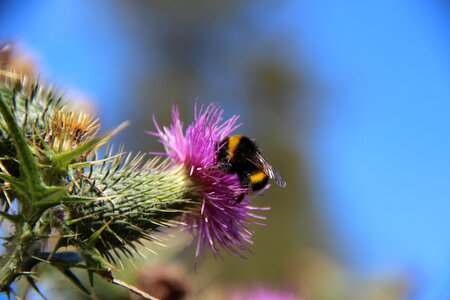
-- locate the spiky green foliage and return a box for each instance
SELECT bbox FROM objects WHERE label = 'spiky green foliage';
[0,75,63,207]
[0,73,194,299]
[64,150,192,262]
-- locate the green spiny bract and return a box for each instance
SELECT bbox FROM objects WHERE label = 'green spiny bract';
[62,149,193,262]
[0,76,64,202]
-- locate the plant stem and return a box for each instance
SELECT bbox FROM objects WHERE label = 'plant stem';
[0,222,36,292]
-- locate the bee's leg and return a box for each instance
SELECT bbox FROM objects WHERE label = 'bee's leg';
[235,173,251,204]
[236,193,246,203]
[240,173,251,189]
[208,162,232,172]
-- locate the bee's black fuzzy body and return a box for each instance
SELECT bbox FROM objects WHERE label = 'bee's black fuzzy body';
[216,134,286,201]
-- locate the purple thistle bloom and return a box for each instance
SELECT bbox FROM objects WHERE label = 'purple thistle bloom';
[230,286,300,300]
[149,103,270,257]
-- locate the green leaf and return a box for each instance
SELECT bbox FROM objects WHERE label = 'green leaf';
[54,121,129,167]
[36,186,66,207]
[55,267,91,296]
[35,195,96,208]
[85,217,116,248]
[0,92,42,195]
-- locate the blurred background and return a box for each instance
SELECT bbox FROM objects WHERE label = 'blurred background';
[1,1,450,299]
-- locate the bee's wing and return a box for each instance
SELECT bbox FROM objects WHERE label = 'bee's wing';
[249,152,286,188]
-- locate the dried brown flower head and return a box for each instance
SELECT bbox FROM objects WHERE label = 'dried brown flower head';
[45,110,100,154]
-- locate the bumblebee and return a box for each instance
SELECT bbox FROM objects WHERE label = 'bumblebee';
[216,134,286,201]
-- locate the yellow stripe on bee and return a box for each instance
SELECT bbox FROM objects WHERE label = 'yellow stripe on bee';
[227,134,242,160]
[250,171,267,184]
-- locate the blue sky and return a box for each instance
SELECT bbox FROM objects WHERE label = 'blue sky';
[293,1,450,299]
[2,1,450,299]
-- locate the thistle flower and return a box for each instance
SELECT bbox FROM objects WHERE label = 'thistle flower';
[229,286,300,300]
[150,103,269,258]
[0,70,275,298]
[45,110,100,154]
